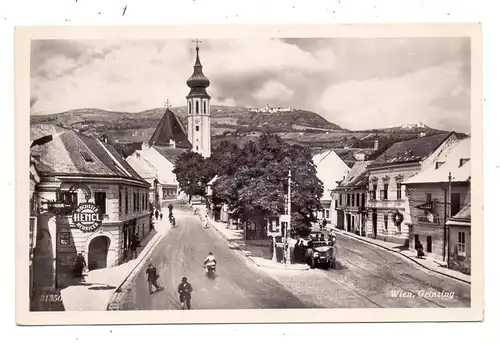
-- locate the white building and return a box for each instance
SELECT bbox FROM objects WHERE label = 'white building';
[312,149,351,227]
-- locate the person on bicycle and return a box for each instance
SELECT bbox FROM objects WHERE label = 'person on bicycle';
[177,276,193,310]
[203,252,217,271]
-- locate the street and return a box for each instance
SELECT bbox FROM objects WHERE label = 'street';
[114,203,471,310]
[264,234,471,308]
[114,204,311,310]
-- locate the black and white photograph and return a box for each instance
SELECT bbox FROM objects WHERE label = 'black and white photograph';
[16,24,483,324]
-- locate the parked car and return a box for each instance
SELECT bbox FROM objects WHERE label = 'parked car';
[304,231,338,269]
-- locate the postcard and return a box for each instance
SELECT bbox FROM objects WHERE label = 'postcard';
[16,24,483,325]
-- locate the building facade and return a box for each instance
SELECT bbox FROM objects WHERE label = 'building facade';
[333,161,369,236]
[313,149,350,227]
[186,44,211,158]
[31,129,151,292]
[366,132,458,246]
[404,137,471,263]
[446,195,471,275]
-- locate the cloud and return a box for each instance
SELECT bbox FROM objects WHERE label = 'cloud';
[252,81,295,104]
[30,38,471,132]
[319,61,470,132]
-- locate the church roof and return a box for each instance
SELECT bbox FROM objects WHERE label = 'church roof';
[153,146,187,164]
[148,108,192,149]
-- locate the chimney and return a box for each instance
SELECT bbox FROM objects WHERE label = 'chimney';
[374,140,379,150]
[142,141,149,150]
[169,139,176,149]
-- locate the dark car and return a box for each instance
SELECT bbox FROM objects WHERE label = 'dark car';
[304,231,338,269]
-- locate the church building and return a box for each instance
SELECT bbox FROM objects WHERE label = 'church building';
[127,42,212,205]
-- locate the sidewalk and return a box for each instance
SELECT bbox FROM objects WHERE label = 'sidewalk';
[332,227,471,284]
[35,211,172,312]
[192,204,308,271]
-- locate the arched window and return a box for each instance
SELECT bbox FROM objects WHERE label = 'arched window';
[195,101,199,114]
[188,101,192,114]
[196,145,199,151]
[203,100,207,114]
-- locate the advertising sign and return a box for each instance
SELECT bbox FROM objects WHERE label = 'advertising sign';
[72,202,103,232]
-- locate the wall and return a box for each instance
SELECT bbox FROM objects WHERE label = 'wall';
[448,225,471,275]
[406,183,469,261]
[365,164,420,244]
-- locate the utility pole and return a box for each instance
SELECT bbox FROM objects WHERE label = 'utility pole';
[284,169,292,264]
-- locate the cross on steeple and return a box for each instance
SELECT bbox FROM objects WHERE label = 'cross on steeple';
[192,39,202,49]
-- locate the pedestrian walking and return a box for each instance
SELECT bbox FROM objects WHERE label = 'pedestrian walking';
[132,233,141,258]
[146,262,162,294]
[72,252,87,278]
[168,203,174,215]
[415,240,425,259]
[177,276,193,310]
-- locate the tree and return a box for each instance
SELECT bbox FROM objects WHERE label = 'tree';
[172,151,214,202]
[211,133,323,236]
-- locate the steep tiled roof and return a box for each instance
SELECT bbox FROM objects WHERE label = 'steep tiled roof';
[148,109,192,149]
[338,161,370,188]
[31,129,148,185]
[370,132,453,168]
[153,147,187,164]
[404,138,471,184]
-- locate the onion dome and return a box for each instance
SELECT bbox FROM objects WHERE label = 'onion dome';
[186,46,211,99]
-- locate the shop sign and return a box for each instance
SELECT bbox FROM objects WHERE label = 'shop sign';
[416,202,433,211]
[72,202,103,232]
[60,232,71,245]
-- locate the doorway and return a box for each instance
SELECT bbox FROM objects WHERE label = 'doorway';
[372,210,377,238]
[426,236,432,253]
[88,236,110,271]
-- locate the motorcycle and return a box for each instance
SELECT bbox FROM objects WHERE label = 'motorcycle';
[204,262,216,278]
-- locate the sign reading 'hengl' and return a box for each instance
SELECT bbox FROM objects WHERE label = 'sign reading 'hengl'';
[71,202,103,232]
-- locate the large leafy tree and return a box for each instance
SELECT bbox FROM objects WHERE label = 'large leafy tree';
[211,134,323,236]
[172,151,214,202]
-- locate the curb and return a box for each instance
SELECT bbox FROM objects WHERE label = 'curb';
[106,225,169,311]
[200,211,309,271]
[333,229,471,285]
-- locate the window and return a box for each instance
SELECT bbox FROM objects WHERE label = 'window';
[347,194,351,206]
[458,231,466,256]
[188,101,192,114]
[203,101,207,114]
[396,183,402,200]
[361,193,365,208]
[196,145,199,151]
[195,125,200,132]
[125,188,129,215]
[426,193,432,203]
[384,214,388,231]
[196,101,199,114]
[326,209,330,219]
[119,187,122,214]
[435,161,445,169]
[356,193,360,207]
[451,193,461,217]
[371,185,377,200]
[459,158,470,167]
[94,192,107,215]
[80,150,94,162]
[382,184,388,200]
[322,209,325,218]
[57,191,78,207]
[335,199,338,208]
[339,194,343,206]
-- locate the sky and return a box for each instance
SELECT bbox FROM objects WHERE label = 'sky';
[30,37,471,132]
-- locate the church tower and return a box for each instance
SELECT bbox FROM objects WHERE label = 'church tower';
[186,40,211,158]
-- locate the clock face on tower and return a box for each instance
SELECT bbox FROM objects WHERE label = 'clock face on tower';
[195,118,201,124]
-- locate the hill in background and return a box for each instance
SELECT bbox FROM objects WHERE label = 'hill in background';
[30,105,452,160]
